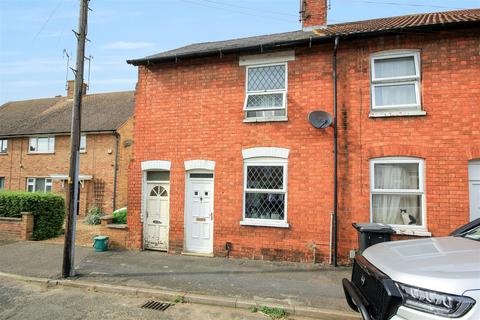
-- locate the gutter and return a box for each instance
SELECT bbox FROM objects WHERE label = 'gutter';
[0,130,117,139]
[112,132,120,212]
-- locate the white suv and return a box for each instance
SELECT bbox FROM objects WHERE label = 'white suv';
[343,221,480,320]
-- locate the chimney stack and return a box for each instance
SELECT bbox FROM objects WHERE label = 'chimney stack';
[66,80,88,99]
[301,0,328,29]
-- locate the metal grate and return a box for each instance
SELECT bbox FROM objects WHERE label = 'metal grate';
[140,301,173,311]
[248,65,285,91]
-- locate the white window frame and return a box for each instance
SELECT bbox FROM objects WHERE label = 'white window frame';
[26,177,53,193]
[241,149,289,228]
[243,62,288,122]
[0,139,7,154]
[370,50,421,111]
[29,136,55,154]
[80,134,87,153]
[370,157,428,234]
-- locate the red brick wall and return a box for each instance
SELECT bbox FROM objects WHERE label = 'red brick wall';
[302,0,327,27]
[128,27,480,263]
[0,128,133,215]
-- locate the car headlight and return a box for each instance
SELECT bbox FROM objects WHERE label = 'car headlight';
[396,283,476,318]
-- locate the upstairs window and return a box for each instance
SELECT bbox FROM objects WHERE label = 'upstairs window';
[0,139,7,154]
[29,136,55,153]
[244,63,287,121]
[371,51,421,111]
[80,135,86,153]
[27,177,52,193]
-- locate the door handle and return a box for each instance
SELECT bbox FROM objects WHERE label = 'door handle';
[210,212,213,220]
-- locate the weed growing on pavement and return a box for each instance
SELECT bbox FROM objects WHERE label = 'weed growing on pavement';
[248,306,258,313]
[173,295,185,304]
[259,306,287,319]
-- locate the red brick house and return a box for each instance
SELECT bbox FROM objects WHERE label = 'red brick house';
[126,1,480,263]
[0,81,134,215]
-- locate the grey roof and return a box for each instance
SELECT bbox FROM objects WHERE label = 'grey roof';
[0,91,134,137]
[127,8,480,65]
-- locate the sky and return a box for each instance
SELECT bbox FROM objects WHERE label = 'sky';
[0,0,478,104]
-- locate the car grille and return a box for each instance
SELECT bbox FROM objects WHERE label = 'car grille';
[352,257,402,320]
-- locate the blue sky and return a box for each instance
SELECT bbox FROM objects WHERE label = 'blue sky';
[0,0,478,104]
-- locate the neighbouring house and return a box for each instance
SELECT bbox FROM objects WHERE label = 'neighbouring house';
[0,81,134,215]
[126,1,480,263]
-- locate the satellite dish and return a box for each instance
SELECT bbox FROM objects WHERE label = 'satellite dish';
[308,110,332,129]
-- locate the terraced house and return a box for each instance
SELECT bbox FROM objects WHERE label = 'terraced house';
[126,1,480,263]
[0,81,134,215]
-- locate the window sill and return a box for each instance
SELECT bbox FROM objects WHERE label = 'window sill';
[243,116,288,123]
[369,110,426,118]
[27,152,55,155]
[393,228,431,237]
[0,153,8,156]
[240,220,290,228]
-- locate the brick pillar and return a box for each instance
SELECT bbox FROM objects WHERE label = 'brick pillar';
[20,212,34,240]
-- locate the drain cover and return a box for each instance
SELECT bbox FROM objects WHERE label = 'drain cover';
[141,300,173,311]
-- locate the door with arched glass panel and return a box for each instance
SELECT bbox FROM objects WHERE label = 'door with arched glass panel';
[145,183,170,250]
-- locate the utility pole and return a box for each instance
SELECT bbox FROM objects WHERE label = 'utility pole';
[62,0,90,278]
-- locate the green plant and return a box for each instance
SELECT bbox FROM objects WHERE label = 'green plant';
[173,295,185,304]
[85,206,104,225]
[0,191,65,240]
[248,306,258,313]
[112,207,127,224]
[259,306,287,319]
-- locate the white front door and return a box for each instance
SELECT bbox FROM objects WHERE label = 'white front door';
[185,172,214,254]
[469,161,480,221]
[144,183,169,250]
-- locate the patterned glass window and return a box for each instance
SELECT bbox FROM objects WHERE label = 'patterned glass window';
[244,165,286,221]
[0,177,4,191]
[80,135,87,152]
[244,63,287,121]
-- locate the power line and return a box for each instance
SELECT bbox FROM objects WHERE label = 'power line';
[198,0,298,17]
[179,0,298,24]
[33,0,67,40]
[338,0,467,10]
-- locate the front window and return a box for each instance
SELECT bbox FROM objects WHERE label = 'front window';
[0,177,4,190]
[80,135,86,152]
[29,137,55,153]
[27,178,52,193]
[241,147,289,227]
[371,51,421,111]
[244,63,287,121]
[370,158,424,227]
[0,139,7,154]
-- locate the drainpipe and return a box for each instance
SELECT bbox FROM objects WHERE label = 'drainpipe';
[332,36,340,267]
[112,132,120,212]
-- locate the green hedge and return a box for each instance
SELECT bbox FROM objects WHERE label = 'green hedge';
[0,191,66,240]
[113,207,127,224]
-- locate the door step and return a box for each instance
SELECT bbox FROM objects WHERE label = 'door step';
[181,251,214,257]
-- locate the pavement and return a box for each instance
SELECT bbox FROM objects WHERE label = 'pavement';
[0,239,358,319]
[1,277,317,320]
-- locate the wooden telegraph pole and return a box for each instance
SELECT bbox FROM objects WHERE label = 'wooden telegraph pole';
[62,0,90,278]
